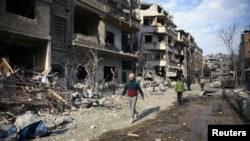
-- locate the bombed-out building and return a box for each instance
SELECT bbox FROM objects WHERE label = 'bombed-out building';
[0,0,141,89]
[0,0,51,71]
[137,2,179,80]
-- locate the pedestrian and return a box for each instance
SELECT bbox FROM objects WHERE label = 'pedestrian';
[175,77,185,105]
[186,76,191,91]
[181,75,185,84]
[122,73,144,124]
[111,68,118,94]
[199,76,206,91]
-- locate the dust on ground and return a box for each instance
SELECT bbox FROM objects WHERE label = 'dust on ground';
[90,87,250,141]
[12,84,250,141]
[32,82,179,141]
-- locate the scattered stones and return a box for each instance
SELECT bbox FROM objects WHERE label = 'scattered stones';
[211,101,223,112]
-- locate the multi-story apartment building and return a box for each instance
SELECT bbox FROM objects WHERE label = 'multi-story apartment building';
[219,55,231,75]
[175,30,189,77]
[203,55,219,78]
[0,0,51,71]
[0,0,140,88]
[71,0,140,83]
[239,30,250,82]
[137,2,178,79]
[203,53,231,79]
[193,46,203,78]
[175,30,202,82]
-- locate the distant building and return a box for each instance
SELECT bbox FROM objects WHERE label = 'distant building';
[203,53,231,79]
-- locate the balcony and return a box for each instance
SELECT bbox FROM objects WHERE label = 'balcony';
[142,26,167,34]
[76,0,107,14]
[72,33,103,48]
[149,60,166,66]
[143,42,167,50]
[103,0,140,32]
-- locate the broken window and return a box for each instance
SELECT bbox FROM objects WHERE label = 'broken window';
[157,6,162,13]
[6,0,35,19]
[143,17,154,26]
[145,35,153,43]
[104,66,115,82]
[155,54,164,60]
[158,36,164,42]
[105,31,115,44]
[122,61,132,70]
[52,15,67,50]
[157,17,165,26]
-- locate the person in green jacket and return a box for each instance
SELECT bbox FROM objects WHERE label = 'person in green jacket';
[175,77,185,105]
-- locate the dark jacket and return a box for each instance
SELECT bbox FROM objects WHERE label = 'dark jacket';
[122,80,144,97]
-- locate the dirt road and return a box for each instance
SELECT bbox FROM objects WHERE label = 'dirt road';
[29,83,250,141]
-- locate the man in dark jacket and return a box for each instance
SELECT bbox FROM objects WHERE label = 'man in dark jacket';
[122,73,144,124]
[186,76,191,91]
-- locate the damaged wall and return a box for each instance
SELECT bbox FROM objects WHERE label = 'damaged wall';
[105,23,122,50]
[0,0,51,38]
[0,0,52,70]
[50,0,73,72]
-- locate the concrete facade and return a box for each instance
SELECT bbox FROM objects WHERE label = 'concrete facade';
[239,30,250,82]
[0,0,140,88]
[0,0,51,71]
[137,2,179,79]
[203,53,232,79]
[71,0,140,84]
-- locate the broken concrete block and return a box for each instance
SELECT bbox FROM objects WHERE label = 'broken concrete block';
[14,113,40,130]
[209,82,221,88]
[54,116,65,126]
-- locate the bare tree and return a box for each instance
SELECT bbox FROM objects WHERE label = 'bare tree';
[218,23,239,87]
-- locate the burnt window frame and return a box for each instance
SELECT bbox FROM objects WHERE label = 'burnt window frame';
[5,0,35,19]
[144,35,153,43]
[105,31,115,45]
[143,17,154,26]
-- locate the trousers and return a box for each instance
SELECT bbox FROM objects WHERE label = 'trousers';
[128,96,138,118]
[177,92,183,105]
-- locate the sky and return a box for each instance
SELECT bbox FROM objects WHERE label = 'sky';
[141,0,250,56]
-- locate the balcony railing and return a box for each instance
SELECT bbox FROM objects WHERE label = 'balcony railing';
[142,26,167,33]
[143,42,167,50]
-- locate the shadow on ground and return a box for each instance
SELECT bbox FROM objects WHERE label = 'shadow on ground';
[133,106,160,123]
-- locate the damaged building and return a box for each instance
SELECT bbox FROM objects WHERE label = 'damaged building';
[0,0,141,89]
[0,0,51,72]
[137,2,180,80]
[71,0,140,85]
[137,2,203,81]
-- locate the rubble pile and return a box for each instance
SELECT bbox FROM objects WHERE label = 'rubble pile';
[0,57,126,140]
[0,56,172,140]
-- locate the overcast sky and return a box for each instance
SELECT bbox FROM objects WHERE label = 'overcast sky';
[141,0,250,56]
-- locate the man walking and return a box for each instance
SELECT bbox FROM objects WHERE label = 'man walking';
[199,76,206,91]
[122,73,144,124]
[186,76,191,91]
[175,77,185,105]
[111,68,118,94]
